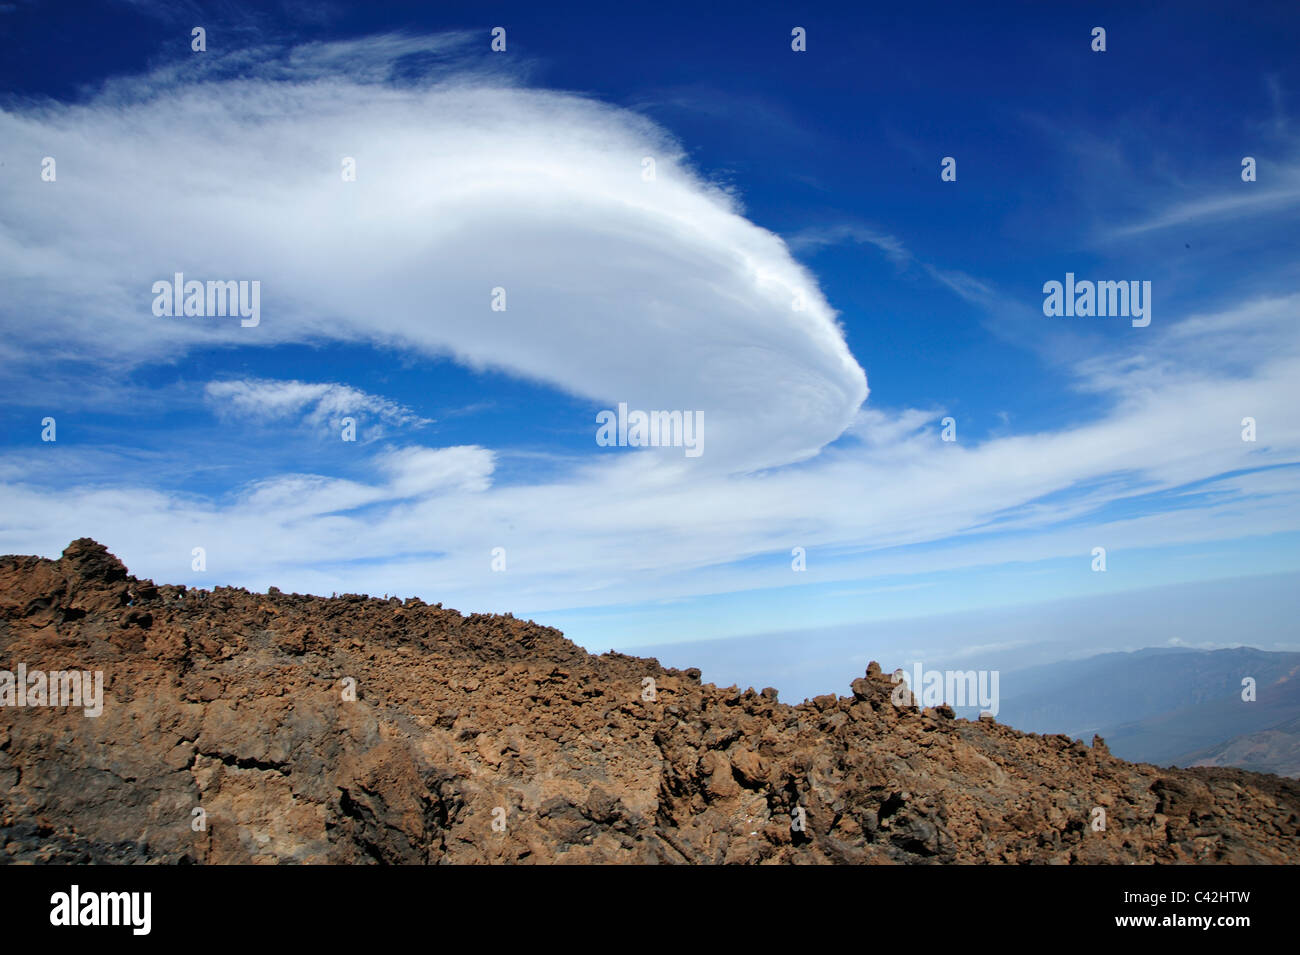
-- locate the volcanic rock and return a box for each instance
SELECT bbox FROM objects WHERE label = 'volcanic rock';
[1,540,1297,864]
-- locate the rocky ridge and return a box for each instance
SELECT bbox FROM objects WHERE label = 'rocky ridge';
[1,539,1296,864]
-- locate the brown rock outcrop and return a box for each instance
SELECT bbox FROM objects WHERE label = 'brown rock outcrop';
[1,540,1296,864]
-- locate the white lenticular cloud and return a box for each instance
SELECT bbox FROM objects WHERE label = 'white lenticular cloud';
[0,34,867,472]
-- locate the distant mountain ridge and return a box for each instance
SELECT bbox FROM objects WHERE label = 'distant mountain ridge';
[1184,714,1300,778]
[994,647,1300,777]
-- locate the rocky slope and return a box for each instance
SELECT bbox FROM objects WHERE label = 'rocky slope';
[1,539,1296,864]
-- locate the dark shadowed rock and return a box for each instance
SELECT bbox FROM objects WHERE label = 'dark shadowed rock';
[59,538,128,584]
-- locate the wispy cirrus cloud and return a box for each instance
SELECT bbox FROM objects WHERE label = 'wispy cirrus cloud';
[1107,178,1300,238]
[204,378,431,438]
[786,223,911,265]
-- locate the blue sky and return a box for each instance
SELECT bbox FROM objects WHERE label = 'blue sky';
[2,1,1298,695]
